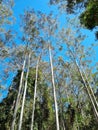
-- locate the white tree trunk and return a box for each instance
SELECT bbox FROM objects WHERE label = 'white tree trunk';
[49,45,60,130]
[18,52,31,130]
[80,64,98,108]
[76,61,98,118]
[68,47,98,119]
[11,55,26,130]
[30,56,40,130]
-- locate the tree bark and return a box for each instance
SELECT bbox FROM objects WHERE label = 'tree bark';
[68,47,98,119]
[49,45,60,130]
[80,63,98,108]
[11,54,26,130]
[75,60,98,119]
[30,55,40,130]
[18,52,31,130]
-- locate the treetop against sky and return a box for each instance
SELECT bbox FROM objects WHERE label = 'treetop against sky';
[0,0,98,100]
[13,0,98,59]
[0,1,98,130]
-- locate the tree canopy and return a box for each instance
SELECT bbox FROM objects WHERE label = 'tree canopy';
[0,0,98,130]
[49,0,98,30]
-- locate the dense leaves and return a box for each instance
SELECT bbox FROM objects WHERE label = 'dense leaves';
[49,0,98,30]
[0,66,98,130]
[80,0,98,30]
[0,69,54,130]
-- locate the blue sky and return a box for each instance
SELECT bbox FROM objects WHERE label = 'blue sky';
[0,0,98,101]
[13,0,97,44]
[13,0,98,48]
[13,0,56,24]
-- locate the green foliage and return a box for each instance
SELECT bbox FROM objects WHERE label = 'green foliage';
[0,89,17,130]
[0,1,98,129]
[66,0,84,13]
[80,0,98,29]
[49,0,98,30]
[0,60,98,130]
[0,68,55,130]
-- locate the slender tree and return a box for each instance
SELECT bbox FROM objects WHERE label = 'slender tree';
[18,52,31,130]
[38,12,60,129]
[67,45,98,119]
[80,62,98,108]
[10,53,26,130]
[49,44,60,130]
[30,54,41,130]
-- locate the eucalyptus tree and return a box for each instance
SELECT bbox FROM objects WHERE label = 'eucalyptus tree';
[10,47,27,130]
[0,65,55,129]
[16,10,45,130]
[54,58,68,130]
[9,44,33,130]
[18,52,31,130]
[58,22,98,120]
[0,45,30,130]
[11,43,41,130]
[20,10,55,130]
[61,61,96,129]
[37,12,60,130]
[54,57,79,129]
[49,46,60,130]
[30,53,42,130]
[48,47,95,130]
[54,32,98,129]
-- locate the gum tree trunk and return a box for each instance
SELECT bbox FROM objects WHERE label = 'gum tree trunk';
[49,45,60,130]
[18,52,31,130]
[68,47,98,119]
[30,55,40,130]
[11,55,26,130]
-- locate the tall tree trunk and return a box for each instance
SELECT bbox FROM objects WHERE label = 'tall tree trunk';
[68,48,98,119]
[49,45,60,130]
[11,54,26,130]
[75,60,98,118]
[30,55,40,130]
[80,63,98,108]
[18,52,31,130]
